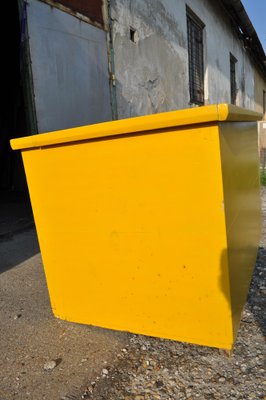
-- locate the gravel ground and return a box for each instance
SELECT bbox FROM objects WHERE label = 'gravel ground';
[80,188,266,400]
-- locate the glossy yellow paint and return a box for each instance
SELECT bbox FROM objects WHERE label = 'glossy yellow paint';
[10,104,261,350]
[219,122,262,338]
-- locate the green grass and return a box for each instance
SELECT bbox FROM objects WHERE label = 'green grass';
[261,169,266,186]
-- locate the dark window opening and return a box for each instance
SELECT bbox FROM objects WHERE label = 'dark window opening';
[52,0,104,28]
[263,90,266,115]
[187,8,205,105]
[130,27,137,43]
[230,53,237,105]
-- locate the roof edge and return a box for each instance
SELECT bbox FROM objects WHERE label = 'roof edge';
[219,0,266,78]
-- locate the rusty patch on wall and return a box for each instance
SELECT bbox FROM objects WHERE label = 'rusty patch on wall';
[40,0,105,29]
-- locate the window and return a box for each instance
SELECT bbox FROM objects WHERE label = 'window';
[230,54,237,105]
[263,90,266,115]
[187,8,205,105]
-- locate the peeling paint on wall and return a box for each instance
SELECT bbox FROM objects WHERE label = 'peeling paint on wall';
[110,0,189,118]
[110,0,262,120]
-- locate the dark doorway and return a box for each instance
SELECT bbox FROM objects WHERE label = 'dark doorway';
[0,1,35,237]
[0,1,30,192]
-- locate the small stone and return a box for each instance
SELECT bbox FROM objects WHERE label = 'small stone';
[122,348,127,353]
[241,364,247,371]
[134,396,145,400]
[102,368,108,375]
[155,380,164,388]
[14,314,22,320]
[218,377,226,383]
[81,358,87,363]
[44,360,56,371]
[141,345,147,351]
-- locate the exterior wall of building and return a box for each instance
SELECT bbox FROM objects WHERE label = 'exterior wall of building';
[26,0,112,133]
[23,0,266,134]
[110,0,260,120]
[254,69,266,120]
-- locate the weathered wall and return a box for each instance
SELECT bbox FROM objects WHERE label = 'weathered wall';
[27,0,112,133]
[110,0,189,118]
[254,69,266,119]
[110,0,258,119]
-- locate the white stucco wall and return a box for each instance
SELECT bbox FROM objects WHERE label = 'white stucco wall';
[110,0,256,119]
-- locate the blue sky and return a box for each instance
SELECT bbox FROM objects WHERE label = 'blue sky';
[242,0,266,53]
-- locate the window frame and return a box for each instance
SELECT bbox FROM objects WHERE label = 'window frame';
[186,7,205,106]
[230,53,238,105]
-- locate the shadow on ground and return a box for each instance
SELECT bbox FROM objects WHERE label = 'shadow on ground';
[0,228,39,274]
[0,190,34,241]
[0,190,38,273]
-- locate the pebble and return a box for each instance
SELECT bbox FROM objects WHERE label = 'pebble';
[102,368,108,375]
[43,360,56,371]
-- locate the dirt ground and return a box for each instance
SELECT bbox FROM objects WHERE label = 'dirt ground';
[0,188,265,400]
[0,231,127,400]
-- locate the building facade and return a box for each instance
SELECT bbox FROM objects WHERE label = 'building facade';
[19,0,266,133]
[110,0,266,119]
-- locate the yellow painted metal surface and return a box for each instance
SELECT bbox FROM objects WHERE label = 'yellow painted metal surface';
[219,122,262,338]
[10,104,261,350]
[11,104,260,150]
